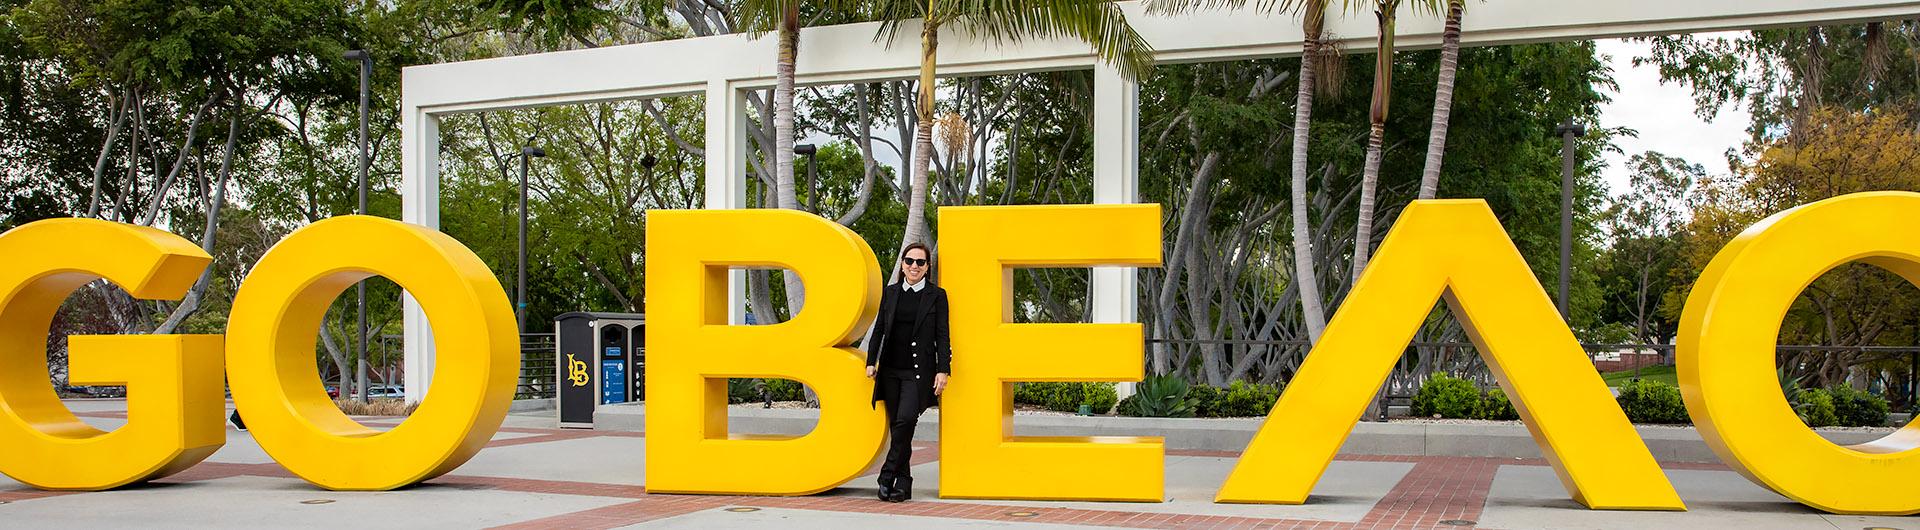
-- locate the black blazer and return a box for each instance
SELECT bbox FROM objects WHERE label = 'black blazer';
[866,281,951,405]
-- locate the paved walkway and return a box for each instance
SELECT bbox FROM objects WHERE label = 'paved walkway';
[1,400,1914,529]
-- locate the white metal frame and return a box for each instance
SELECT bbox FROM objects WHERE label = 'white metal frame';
[399,0,1920,401]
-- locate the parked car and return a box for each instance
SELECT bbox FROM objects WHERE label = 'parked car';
[367,385,406,400]
[325,385,340,398]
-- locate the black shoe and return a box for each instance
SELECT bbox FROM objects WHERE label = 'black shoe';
[892,477,913,502]
[877,478,899,502]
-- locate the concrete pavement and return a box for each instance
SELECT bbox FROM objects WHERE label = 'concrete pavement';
[1,399,1915,529]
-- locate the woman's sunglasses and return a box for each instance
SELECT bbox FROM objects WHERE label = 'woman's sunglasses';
[901,257,929,267]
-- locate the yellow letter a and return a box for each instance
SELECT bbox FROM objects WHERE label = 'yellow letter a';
[645,209,885,495]
[1216,200,1684,510]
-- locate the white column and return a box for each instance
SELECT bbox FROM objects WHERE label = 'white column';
[706,80,750,324]
[401,103,440,404]
[1092,64,1142,399]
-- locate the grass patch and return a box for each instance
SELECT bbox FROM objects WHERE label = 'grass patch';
[1601,365,1678,388]
[333,398,417,417]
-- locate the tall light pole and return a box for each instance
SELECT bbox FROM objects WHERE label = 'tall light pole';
[518,146,546,332]
[794,144,818,212]
[1555,118,1587,322]
[344,49,371,403]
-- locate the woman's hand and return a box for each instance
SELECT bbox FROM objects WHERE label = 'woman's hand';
[933,373,948,395]
[866,365,876,379]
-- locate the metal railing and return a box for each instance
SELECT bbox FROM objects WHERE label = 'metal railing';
[518,333,557,400]
[1144,338,1920,412]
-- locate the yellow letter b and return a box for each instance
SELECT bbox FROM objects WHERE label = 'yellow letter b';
[645,209,885,495]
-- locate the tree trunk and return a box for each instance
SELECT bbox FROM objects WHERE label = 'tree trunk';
[1290,0,1332,344]
[834,83,882,227]
[1417,0,1464,200]
[140,95,217,226]
[1352,6,1399,287]
[153,108,239,335]
[774,3,808,323]
[900,19,939,259]
[88,90,131,218]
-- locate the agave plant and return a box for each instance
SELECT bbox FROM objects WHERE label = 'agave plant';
[1118,375,1195,418]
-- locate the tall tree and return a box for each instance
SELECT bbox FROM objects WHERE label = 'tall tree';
[1349,0,1439,284]
[741,0,839,319]
[1415,0,1463,199]
[1147,0,1339,357]
[867,0,1152,262]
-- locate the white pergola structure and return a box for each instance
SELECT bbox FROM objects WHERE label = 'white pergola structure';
[398,0,1920,401]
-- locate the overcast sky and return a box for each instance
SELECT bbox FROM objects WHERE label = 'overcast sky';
[1594,34,1751,198]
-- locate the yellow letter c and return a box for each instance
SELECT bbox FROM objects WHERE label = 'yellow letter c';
[1680,191,1920,515]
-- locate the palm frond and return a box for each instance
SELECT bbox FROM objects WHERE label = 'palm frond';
[869,0,932,47]
[946,0,1156,78]
[1145,0,1314,16]
[1334,0,1443,17]
[738,0,866,36]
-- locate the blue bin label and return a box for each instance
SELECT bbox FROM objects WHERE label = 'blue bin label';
[601,361,626,404]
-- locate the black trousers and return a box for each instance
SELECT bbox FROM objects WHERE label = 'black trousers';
[876,369,926,488]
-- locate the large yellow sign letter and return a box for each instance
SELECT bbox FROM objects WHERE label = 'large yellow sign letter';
[1218,200,1683,510]
[1680,191,1920,515]
[939,205,1165,502]
[226,215,519,490]
[645,209,885,495]
[0,219,225,490]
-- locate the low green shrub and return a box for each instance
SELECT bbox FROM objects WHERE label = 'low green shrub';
[1186,385,1225,418]
[1794,388,1838,427]
[1018,382,1119,413]
[1829,386,1889,427]
[1616,379,1689,424]
[1477,387,1519,421]
[1219,381,1283,417]
[1411,373,1481,419]
[1118,375,1194,418]
[1013,382,1059,406]
[725,379,806,403]
[1079,383,1119,414]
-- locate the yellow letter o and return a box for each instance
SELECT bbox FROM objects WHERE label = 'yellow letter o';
[1680,191,1920,515]
[226,215,518,490]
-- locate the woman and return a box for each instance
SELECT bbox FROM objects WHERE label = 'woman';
[864,242,950,503]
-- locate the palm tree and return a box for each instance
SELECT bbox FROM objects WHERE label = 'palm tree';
[1417,0,1466,200]
[1350,0,1440,284]
[1147,0,1338,343]
[868,0,1152,262]
[740,0,817,317]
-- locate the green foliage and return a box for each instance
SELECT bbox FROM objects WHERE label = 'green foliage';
[1830,386,1890,427]
[1117,375,1194,418]
[727,379,806,403]
[1015,382,1119,413]
[1794,388,1838,428]
[1220,381,1282,417]
[1176,381,1282,417]
[1616,379,1690,424]
[1477,387,1519,421]
[1185,384,1225,418]
[1411,373,1482,419]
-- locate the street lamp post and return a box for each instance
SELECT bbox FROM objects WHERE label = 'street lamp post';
[344,49,371,403]
[1554,118,1588,323]
[794,144,818,212]
[518,146,545,333]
